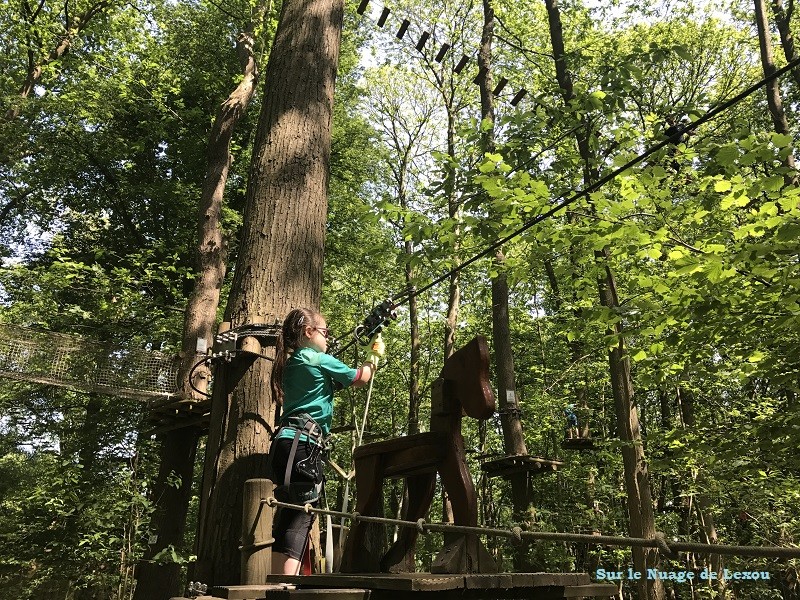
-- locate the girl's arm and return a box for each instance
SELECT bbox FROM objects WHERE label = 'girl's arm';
[352,361,376,388]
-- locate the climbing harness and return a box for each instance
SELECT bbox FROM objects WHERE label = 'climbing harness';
[268,412,327,505]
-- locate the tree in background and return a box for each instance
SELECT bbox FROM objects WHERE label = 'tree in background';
[133,1,272,598]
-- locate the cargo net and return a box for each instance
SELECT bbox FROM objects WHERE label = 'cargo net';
[0,323,181,400]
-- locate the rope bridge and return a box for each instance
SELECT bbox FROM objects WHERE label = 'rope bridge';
[0,323,180,400]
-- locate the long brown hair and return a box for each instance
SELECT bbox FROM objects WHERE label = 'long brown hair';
[271,307,322,406]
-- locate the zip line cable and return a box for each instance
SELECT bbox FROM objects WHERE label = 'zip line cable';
[334,55,800,359]
[393,55,800,308]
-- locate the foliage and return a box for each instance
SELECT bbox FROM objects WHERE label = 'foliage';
[2,0,800,597]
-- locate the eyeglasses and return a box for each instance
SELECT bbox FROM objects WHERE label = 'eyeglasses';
[314,327,331,339]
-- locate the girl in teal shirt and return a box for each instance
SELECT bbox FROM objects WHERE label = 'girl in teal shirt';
[270,307,380,575]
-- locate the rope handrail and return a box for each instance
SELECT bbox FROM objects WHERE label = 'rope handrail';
[263,497,800,560]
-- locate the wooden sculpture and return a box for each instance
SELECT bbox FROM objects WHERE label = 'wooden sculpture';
[340,336,498,574]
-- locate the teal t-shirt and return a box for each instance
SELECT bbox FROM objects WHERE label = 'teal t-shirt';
[276,346,357,442]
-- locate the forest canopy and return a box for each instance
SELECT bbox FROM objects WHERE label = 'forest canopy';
[0,0,798,598]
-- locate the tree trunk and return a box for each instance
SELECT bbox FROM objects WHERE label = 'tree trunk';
[194,0,343,584]
[134,428,200,599]
[405,245,421,435]
[135,8,268,596]
[754,0,797,178]
[475,0,530,566]
[444,108,460,362]
[678,387,725,591]
[597,260,663,600]
[396,156,420,436]
[771,0,800,89]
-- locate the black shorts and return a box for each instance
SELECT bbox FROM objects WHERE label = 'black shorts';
[270,436,320,560]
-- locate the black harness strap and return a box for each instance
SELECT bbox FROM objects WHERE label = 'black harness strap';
[283,418,323,489]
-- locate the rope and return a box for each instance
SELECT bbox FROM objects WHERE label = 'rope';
[263,497,800,560]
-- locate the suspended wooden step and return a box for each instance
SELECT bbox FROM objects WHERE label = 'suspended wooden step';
[145,397,211,435]
[480,453,563,479]
[561,436,596,451]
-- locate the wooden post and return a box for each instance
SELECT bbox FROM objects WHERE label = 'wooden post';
[241,479,275,584]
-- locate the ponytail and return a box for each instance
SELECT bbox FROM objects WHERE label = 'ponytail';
[271,307,321,405]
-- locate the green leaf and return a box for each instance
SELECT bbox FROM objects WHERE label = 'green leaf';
[771,133,793,148]
[674,45,692,60]
[714,179,732,192]
[716,145,739,166]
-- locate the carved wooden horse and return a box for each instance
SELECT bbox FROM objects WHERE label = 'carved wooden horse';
[340,336,497,574]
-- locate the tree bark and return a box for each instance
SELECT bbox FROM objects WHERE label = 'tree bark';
[754,0,797,178]
[770,0,800,89]
[597,260,663,600]
[444,108,460,361]
[543,0,663,596]
[678,387,724,590]
[405,244,421,435]
[396,148,421,436]
[194,0,343,584]
[134,6,269,597]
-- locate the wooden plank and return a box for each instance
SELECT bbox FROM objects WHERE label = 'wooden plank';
[510,573,586,587]
[267,589,371,599]
[210,584,295,599]
[562,583,619,597]
[267,573,464,592]
[266,572,600,596]
[462,573,515,589]
[481,456,563,479]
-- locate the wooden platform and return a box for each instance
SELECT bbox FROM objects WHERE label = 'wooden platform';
[480,454,563,479]
[204,584,296,599]
[560,438,595,451]
[263,572,618,599]
[179,573,618,600]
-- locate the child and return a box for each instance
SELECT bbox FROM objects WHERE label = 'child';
[269,307,383,576]
[564,403,579,439]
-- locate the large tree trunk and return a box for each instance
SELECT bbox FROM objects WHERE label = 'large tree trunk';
[194,0,343,584]
[134,8,268,597]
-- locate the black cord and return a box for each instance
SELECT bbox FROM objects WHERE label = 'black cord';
[391,55,800,309]
[335,55,800,353]
[187,349,274,399]
[188,358,213,399]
